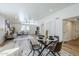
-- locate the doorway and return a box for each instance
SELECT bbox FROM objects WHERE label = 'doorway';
[63,17,79,42]
[62,16,79,56]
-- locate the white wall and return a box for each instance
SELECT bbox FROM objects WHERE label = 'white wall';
[72,21,79,39]
[39,4,79,42]
[71,21,76,40]
[0,16,5,44]
[75,21,79,38]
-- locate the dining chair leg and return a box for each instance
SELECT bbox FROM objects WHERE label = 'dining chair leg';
[33,50,35,56]
[57,52,60,56]
[37,50,43,56]
[50,51,56,56]
[46,51,50,56]
[37,50,40,54]
[27,50,32,56]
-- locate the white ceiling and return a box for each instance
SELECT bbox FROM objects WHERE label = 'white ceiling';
[0,3,75,22]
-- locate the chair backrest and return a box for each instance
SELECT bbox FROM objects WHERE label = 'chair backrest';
[49,36,54,40]
[38,35,44,39]
[54,42,63,52]
[54,35,59,41]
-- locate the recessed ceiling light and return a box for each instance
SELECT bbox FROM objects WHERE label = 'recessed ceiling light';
[49,9,53,12]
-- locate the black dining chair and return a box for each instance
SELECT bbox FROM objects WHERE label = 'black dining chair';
[49,36,54,40]
[54,35,59,41]
[46,39,59,56]
[46,42,62,56]
[27,39,42,56]
[53,42,62,56]
[38,35,44,39]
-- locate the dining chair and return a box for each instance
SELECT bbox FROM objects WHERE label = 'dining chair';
[46,39,59,56]
[38,35,44,39]
[27,39,42,56]
[53,42,63,56]
[54,35,59,41]
[49,36,54,40]
[46,41,62,56]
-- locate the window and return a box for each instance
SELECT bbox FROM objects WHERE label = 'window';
[21,25,29,31]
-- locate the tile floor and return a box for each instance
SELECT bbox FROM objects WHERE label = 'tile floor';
[0,35,73,56]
